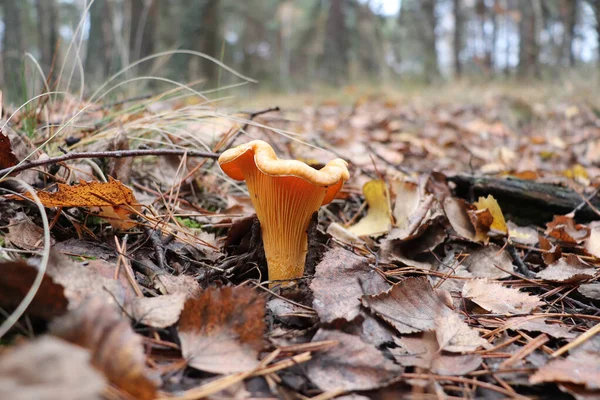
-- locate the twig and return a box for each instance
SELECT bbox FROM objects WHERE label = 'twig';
[551,321,600,358]
[507,244,536,278]
[0,148,220,178]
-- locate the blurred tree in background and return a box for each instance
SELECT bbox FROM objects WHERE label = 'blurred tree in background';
[0,0,599,103]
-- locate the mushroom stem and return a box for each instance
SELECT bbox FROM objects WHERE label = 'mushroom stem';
[242,156,326,283]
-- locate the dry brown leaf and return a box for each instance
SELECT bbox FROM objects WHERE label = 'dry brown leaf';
[481,316,576,339]
[46,253,136,309]
[361,277,489,352]
[50,297,157,400]
[546,215,590,245]
[536,254,597,283]
[347,179,392,237]
[0,260,68,320]
[443,197,476,241]
[0,336,106,400]
[578,283,600,301]
[326,222,366,247]
[461,245,512,279]
[467,208,494,242]
[0,129,19,170]
[5,213,51,250]
[462,279,543,314]
[130,293,187,328]
[391,179,420,228]
[25,177,141,229]
[530,337,600,389]
[311,247,389,323]
[178,286,265,374]
[473,195,508,234]
[539,235,562,265]
[391,334,482,375]
[306,329,400,391]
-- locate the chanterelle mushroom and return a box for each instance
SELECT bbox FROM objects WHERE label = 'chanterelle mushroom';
[219,140,349,284]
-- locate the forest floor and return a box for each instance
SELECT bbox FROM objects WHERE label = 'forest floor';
[1,82,600,399]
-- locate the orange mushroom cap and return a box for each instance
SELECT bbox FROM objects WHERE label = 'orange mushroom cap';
[218,140,349,284]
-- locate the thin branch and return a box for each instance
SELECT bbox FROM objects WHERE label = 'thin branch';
[0,148,220,178]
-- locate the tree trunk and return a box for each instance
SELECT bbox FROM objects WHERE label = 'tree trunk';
[453,0,462,77]
[518,1,539,77]
[2,0,24,103]
[322,0,349,85]
[561,0,577,67]
[85,0,113,82]
[129,0,158,72]
[421,0,439,81]
[36,0,59,75]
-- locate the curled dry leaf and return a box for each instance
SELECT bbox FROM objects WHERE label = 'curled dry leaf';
[5,213,52,250]
[130,292,187,329]
[461,245,513,279]
[0,260,68,320]
[23,177,141,230]
[443,197,476,241]
[473,195,508,235]
[306,329,400,391]
[361,277,489,352]
[391,334,482,376]
[536,254,597,283]
[467,208,494,243]
[347,179,392,237]
[0,336,106,400]
[50,297,157,400]
[546,215,590,245]
[311,247,389,323]
[462,279,543,314]
[585,221,600,258]
[326,222,365,247]
[390,179,420,228]
[178,286,265,374]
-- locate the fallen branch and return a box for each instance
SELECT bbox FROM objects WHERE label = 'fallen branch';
[0,148,220,179]
[448,174,600,222]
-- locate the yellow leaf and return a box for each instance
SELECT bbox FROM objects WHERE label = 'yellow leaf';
[474,195,507,234]
[347,179,392,237]
[25,177,140,230]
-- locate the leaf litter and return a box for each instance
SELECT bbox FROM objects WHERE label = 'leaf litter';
[1,88,600,399]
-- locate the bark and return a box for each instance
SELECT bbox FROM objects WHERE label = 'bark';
[517,0,539,77]
[561,0,577,67]
[2,0,24,102]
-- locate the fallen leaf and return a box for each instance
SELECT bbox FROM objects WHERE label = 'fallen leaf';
[578,283,600,301]
[539,235,562,265]
[461,245,513,279]
[467,208,494,242]
[391,334,482,375]
[347,179,392,237]
[5,213,51,250]
[585,221,600,258]
[326,222,366,247]
[508,221,539,246]
[306,329,400,391]
[546,215,590,245]
[462,279,543,314]
[24,177,141,230]
[311,247,389,323]
[0,260,68,320]
[530,337,600,389]
[536,254,596,283]
[0,336,106,400]
[481,316,576,339]
[361,277,489,352]
[0,129,19,170]
[178,286,265,374]
[46,253,136,309]
[443,197,476,241]
[50,297,157,400]
[391,179,420,228]
[473,195,507,234]
[130,293,187,328]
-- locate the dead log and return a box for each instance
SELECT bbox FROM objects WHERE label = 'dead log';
[448,174,600,224]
